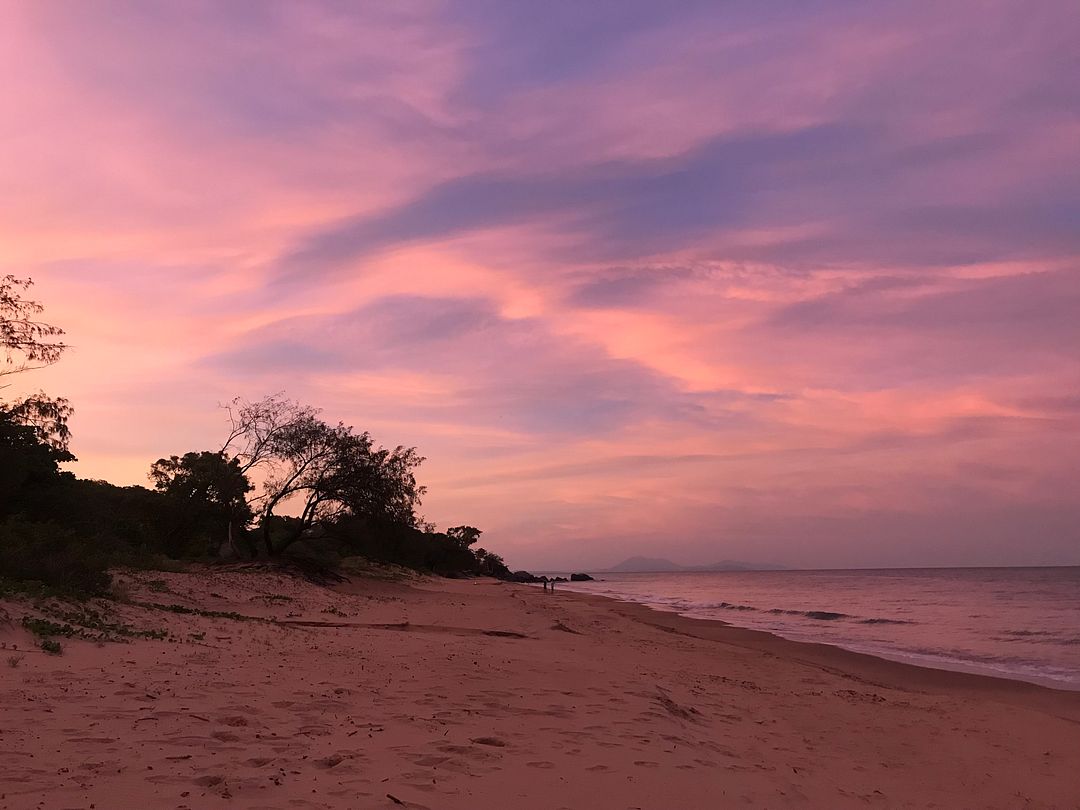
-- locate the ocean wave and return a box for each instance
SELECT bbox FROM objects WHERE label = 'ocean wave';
[1001,629,1060,638]
[693,602,913,624]
[709,601,757,611]
[836,644,1080,688]
[765,608,850,620]
[562,571,1080,690]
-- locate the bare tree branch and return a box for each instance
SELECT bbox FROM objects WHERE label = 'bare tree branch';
[1,276,67,377]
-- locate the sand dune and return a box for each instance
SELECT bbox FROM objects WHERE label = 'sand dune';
[2,568,1079,808]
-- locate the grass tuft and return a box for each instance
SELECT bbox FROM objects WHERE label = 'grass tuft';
[40,638,63,655]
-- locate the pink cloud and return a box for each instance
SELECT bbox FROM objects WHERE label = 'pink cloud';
[4,1,1079,568]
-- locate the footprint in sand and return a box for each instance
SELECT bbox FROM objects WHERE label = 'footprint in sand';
[469,736,507,747]
[411,755,448,767]
[436,744,475,755]
[527,761,556,769]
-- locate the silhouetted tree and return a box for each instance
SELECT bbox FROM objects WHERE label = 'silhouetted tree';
[1,276,72,451]
[446,526,482,549]
[220,397,426,556]
[219,393,318,474]
[149,451,254,556]
[337,443,426,529]
[0,281,109,590]
[474,548,509,578]
[0,275,74,521]
[2,394,74,452]
[257,413,351,555]
[0,408,73,518]
[218,393,319,552]
[1,275,66,378]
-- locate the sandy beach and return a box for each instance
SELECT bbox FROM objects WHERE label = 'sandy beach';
[2,569,1079,809]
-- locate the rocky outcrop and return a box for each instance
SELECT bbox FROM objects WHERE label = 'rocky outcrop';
[506,570,544,583]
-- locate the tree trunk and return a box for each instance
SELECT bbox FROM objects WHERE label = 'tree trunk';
[262,516,275,557]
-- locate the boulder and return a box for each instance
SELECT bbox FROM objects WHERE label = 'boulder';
[570,573,595,582]
[506,570,544,583]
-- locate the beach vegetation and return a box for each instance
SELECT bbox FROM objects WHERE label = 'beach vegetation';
[137,602,251,621]
[109,579,133,602]
[218,395,426,557]
[0,279,524,599]
[0,519,111,597]
[22,616,78,637]
[149,451,254,557]
[21,606,168,642]
[39,638,62,655]
[446,526,482,548]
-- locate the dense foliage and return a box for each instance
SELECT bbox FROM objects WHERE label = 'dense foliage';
[1,278,511,595]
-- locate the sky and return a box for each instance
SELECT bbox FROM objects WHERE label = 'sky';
[3,1,1079,570]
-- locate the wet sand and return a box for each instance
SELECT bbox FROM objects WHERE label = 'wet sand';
[2,568,1079,809]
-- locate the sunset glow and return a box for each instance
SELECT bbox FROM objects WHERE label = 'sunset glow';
[6,2,1079,569]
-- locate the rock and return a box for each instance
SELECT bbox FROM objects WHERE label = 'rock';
[570,573,594,581]
[506,570,544,583]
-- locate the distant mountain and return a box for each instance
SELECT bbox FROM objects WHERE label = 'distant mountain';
[604,556,787,573]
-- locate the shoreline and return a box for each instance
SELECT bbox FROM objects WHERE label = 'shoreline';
[556,587,1080,721]
[559,584,1080,694]
[3,568,1080,808]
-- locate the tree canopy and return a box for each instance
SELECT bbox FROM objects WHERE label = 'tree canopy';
[447,526,482,548]
[0,280,516,590]
[149,451,255,557]
[219,395,426,556]
[1,276,72,451]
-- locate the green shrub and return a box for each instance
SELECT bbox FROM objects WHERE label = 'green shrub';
[0,518,111,596]
[22,608,167,643]
[40,638,63,655]
[21,616,78,638]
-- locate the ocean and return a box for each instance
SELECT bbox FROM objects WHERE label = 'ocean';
[559,567,1080,690]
